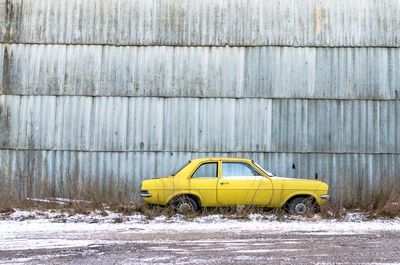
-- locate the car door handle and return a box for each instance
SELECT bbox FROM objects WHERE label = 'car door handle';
[219,182,229,185]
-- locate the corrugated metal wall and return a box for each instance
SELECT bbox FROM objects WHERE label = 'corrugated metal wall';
[1,0,399,201]
[2,0,400,46]
[2,44,400,99]
[1,96,399,153]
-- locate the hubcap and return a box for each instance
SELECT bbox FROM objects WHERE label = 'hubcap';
[177,202,193,214]
[294,202,307,215]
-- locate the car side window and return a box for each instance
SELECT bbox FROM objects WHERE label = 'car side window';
[191,163,218,178]
[222,162,261,177]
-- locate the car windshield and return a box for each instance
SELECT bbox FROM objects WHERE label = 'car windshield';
[254,162,275,176]
[171,160,191,176]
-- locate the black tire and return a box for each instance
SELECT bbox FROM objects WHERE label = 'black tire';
[171,196,199,215]
[286,197,317,215]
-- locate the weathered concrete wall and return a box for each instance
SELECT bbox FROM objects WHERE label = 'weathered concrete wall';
[0,0,399,201]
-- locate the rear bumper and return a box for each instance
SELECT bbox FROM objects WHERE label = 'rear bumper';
[140,190,152,198]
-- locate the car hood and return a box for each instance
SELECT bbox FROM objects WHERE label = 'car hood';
[270,176,328,191]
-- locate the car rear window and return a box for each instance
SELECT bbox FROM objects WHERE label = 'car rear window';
[191,163,218,178]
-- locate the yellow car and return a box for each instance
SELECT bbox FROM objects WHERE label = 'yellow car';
[140,158,329,215]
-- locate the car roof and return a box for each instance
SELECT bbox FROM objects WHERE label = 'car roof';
[190,157,253,163]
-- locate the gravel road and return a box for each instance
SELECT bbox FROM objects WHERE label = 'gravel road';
[1,225,400,264]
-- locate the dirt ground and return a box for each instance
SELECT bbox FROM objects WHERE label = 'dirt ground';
[1,228,400,264]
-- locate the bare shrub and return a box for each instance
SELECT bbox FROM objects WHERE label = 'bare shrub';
[321,177,400,218]
[0,137,41,201]
[108,202,140,215]
[319,201,346,219]
[368,178,400,217]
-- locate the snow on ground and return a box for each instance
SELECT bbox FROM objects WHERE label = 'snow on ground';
[1,209,400,236]
[0,209,399,252]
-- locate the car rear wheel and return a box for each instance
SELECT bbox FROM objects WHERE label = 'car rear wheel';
[171,196,199,215]
[286,197,317,215]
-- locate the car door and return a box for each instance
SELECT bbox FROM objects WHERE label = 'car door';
[217,161,273,206]
[189,162,219,206]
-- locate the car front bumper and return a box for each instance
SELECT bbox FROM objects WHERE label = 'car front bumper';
[320,194,330,200]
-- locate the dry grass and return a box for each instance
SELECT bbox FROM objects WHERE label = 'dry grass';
[1,195,399,220]
[368,179,400,217]
[320,177,400,219]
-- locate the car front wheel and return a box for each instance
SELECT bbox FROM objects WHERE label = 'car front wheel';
[286,197,317,215]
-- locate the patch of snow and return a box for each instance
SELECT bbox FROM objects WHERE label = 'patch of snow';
[0,254,76,265]
[0,239,99,251]
[26,197,91,205]
[2,209,145,223]
[136,256,173,263]
[1,257,36,265]
[235,255,254,261]
[236,249,300,253]
[343,211,368,222]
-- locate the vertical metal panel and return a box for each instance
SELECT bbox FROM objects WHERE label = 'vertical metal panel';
[0,44,6,95]
[0,1,8,42]
[1,95,399,153]
[244,47,400,99]
[0,95,273,152]
[0,44,247,97]
[270,99,400,153]
[3,0,400,46]
[2,44,400,99]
